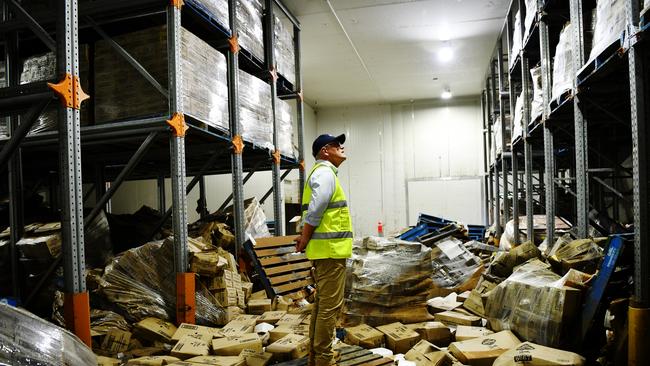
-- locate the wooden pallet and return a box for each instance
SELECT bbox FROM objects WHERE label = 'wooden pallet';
[273,346,394,366]
[245,235,314,299]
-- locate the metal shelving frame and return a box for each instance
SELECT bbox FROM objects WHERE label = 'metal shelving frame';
[0,0,305,341]
[485,0,649,355]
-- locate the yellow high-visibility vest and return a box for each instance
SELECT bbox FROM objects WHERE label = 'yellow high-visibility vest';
[301,162,353,259]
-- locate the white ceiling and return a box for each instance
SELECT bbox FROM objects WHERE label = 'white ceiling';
[282,0,509,107]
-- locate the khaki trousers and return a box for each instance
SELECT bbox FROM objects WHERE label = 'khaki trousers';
[309,258,346,366]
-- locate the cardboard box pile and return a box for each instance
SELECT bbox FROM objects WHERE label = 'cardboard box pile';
[376,322,422,354]
[448,331,521,366]
[493,342,586,366]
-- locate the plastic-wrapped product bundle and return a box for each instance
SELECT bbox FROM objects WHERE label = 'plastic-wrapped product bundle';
[511,92,524,144]
[430,237,483,290]
[343,237,435,326]
[588,0,627,62]
[98,239,227,325]
[243,197,272,238]
[95,26,229,130]
[238,70,274,150]
[274,11,296,85]
[509,10,522,68]
[530,66,543,122]
[523,0,537,42]
[552,23,574,101]
[237,0,265,62]
[276,98,295,157]
[0,303,97,365]
[484,260,583,347]
[494,118,511,155]
[188,0,229,29]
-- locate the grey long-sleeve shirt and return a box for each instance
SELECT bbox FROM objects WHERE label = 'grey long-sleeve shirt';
[303,160,338,227]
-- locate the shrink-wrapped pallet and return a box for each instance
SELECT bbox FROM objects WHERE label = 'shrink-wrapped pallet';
[588,0,627,62]
[552,23,574,102]
[274,10,296,85]
[0,303,97,365]
[511,92,524,144]
[343,237,434,326]
[523,0,537,41]
[530,65,543,122]
[187,0,229,29]
[510,10,522,68]
[277,98,295,157]
[484,260,583,347]
[95,26,229,130]
[237,0,265,62]
[239,71,274,150]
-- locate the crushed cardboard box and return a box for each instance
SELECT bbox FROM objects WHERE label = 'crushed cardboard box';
[239,349,273,366]
[126,356,182,366]
[269,324,310,343]
[218,321,255,337]
[212,334,263,356]
[404,339,452,366]
[455,326,494,342]
[97,356,121,366]
[448,330,521,366]
[172,323,214,343]
[257,310,287,324]
[276,313,307,326]
[377,322,422,354]
[344,323,385,348]
[492,341,585,366]
[406,322,452,346]
[427,293,463,313]
[100,329,132,354]
[266,333,310,360]
[170,335,210,358]
[434,311,482,326]
[186,355,245,366]
[134,317,177,343]
[248,299,272,314]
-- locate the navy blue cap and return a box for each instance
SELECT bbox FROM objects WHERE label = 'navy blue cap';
[312,133,346,157]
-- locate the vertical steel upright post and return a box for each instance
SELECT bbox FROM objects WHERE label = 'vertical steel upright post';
[167,0,194,325]
[486,79,494,224]
[265,0,284,235]
[227,0,246,252]
[627,0,650,362]
[539,9,556,246]
[507,11,520,244]
[6,31,23,301]
[56,0,90,345]
[570,0,589,237]
[294,24,306,198]
[520,0,534,241]
[497,39,510,225]
[482,90,490,226]
[491,58,502,237]
[157,175,166,214]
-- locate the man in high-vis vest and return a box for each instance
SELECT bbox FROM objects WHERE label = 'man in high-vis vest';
[294,133,353,366]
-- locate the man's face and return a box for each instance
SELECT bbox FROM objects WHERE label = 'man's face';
[320,142,347,167]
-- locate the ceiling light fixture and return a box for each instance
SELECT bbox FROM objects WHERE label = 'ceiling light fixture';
[441,88,453,99]
[438,41,453,62]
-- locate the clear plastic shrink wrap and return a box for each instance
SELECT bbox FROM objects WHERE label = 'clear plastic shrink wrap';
[239,71,274,150]
[187,0,229,29]
[95,26,229,130]
[98,239,226,325]
[430,237,483,290]
[277,99,295,157]
[237,0,265,62]
[552,23,574,102]
[343,237,434,325]
[274,11,296,85]
[523,0,537,41]
[0,303,97,365]
[530,66,544,121]
[484,260,583,347]
[511,92,524,144]
[588,0,627,62]
[510,10,522,68]
[494,117,511,155]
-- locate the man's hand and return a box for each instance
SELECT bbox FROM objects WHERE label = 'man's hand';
[294,223,316,253]
[294,234,309,253]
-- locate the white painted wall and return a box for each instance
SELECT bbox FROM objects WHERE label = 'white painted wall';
[314,97,483,237]
[110,103,318,223]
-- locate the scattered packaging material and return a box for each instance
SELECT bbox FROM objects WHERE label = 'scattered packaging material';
[344,324,386,348]
[100,329,132,354]
[0,304,96,365]
[248,298,272,314]
[127,356,182,365]
[134,317,178,343]
[434,311,482,327]
[448,330,521,366]
[484,260,582,347]
[229,314,261,325]
[377,322,422,354]
[257,310,287,324]
[487,241,541,280]
[219,321,255,337]
[588,0,626,62]
[404,340,452,366]
[212,334,263,356]
[492,341,585,366]
[277,313,307,326]
[463,279,497,317]
[97,356,121,366]
[455,326,494,342]
[430,237,483,291]
[17,234,61,259]
[170,335,210,358]
[268,324,310,342]
[548,237,604,274]
[266,333,310,360]
[239,349,273,366]
[405,322,452,346]
[186,355,245,366]
[172,323,215,343]
[190,252,228,276]
[427,293,463,313]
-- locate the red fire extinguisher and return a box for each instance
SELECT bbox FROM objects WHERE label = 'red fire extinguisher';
[377,221,384,237]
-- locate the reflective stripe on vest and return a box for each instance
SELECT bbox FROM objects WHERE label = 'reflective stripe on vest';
[301,200,348,211]
[311,231,354,239]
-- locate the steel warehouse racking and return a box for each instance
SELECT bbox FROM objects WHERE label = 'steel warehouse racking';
[483,0,649,357]
[0,0,305,344]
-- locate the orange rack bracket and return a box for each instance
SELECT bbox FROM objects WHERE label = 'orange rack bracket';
[167,112,188,137]
[269,67,278,82]
[176,272,196,325]
[64,292,91,346]
[171,0,184,9]
[299,159,305,171]
[47,73,89,109]
[272,150,281,165]
[232,134,244,154]
[229,35,240,54]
